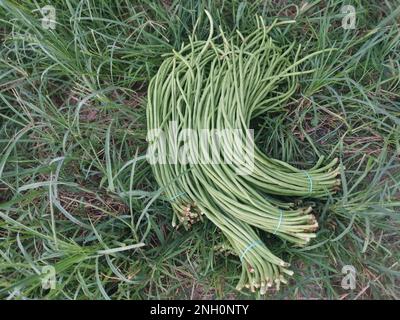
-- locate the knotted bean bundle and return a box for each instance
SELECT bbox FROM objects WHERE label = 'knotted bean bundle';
[147,15,340,294]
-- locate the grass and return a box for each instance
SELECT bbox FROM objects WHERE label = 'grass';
[0,0,399,299]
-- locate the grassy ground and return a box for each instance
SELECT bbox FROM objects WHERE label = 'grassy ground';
[0,0,399,299]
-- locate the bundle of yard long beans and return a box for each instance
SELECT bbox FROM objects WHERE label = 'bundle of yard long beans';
[147,14,340,294]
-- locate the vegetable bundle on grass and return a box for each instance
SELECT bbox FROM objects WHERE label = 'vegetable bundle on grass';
[147,15,340,294]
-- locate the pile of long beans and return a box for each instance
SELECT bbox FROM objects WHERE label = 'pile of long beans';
[147,15,340,294]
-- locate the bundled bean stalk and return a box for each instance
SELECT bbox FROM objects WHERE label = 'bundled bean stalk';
[147,14,340,294]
